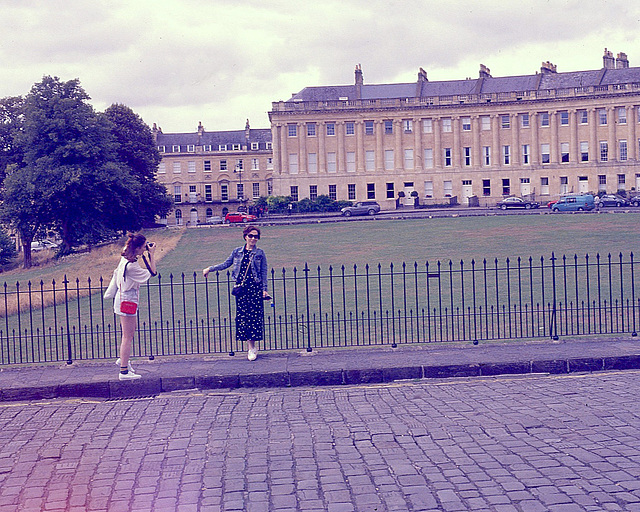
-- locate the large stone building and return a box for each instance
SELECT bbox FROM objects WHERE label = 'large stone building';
[269,49,640,208]
[154,121,272,226]
[155,49,640,225]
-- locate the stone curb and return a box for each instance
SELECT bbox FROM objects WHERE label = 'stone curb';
[2,355,640,402]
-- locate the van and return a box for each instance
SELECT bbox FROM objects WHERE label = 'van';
[551,194,595,212]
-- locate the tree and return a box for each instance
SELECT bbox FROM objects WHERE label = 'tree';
[0,164,45,268]
[102,104,172,227]
[0,96,24,184]
[1,77,172,267]
[0,228,16,265]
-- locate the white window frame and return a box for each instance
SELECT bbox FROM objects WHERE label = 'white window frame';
[308,153,317,173]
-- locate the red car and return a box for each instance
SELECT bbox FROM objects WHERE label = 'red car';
[224,212,257,224]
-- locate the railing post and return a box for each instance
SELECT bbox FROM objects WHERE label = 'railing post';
[550,253,559,340]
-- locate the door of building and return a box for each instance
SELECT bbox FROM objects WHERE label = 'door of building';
[462,181,473,205]
[578,177,589,193]
[190,208,198,225]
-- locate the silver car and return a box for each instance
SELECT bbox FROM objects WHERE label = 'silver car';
[341,201,381,217]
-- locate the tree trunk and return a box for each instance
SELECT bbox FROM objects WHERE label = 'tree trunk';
[22,242,32,269]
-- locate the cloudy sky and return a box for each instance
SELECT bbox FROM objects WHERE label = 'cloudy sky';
[1,0,639,133]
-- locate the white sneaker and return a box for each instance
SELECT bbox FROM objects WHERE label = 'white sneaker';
[247,348,257,361]
[116,358,135,373]
[118,371,141,381]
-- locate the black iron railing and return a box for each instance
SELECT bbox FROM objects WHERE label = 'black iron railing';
[1,252,637,365]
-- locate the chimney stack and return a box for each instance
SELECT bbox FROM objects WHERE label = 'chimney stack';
[616,52,629,69]
[603,48,615,69]
[354,64,363,86]
[540,61,557,74]
[479,64,491,78]
[197,121,205,135]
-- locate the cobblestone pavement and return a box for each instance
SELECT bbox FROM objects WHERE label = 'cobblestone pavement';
[1,371,640,512]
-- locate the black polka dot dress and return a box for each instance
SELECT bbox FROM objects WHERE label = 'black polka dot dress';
[235,249,264,341]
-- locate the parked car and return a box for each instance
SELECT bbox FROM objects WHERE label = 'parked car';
[598,194,628,207]
[546,200,558,209]
[224,212,257,224]
[496,197,540,210]
[551,194,595,212]
[30,240,59,252]
[629,195,640,207]
[206,215,223,225]
[340,201,381,217]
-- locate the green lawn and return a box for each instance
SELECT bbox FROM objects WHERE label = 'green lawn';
[161,212,640,276]
[3,212,639,364]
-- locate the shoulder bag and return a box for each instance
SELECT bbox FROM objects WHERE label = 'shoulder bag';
[231,253,254,297]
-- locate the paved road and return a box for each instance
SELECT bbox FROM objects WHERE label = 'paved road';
[1,371,640,512]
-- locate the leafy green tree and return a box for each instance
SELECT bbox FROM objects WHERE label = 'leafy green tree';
[102,104,172,227]
[1,77,171,267]
[0,164,46,268]
[0,228,16,265]
[0,96,24,184]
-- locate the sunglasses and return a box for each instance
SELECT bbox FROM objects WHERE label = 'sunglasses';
[246,234,260,239]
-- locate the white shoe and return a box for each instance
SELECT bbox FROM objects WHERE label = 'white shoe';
[116,358,135,373]
[247,348,257,361]
[118,371,141,381]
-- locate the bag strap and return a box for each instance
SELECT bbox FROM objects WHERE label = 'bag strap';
[123,260,130,281]
[141,254,157,276]
[237,252,255,286]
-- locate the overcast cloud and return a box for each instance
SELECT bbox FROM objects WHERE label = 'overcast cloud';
[1,0,639,133]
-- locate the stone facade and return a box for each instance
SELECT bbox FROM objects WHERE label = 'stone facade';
[269,50,640,208]
[153,121,273,226]
[155,49,640,225]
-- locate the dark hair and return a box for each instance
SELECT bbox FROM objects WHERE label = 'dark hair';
[121,233,146,260]
[243,225,261,239]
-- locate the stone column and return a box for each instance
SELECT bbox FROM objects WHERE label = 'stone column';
[491,115,500,167]
[589,108,597,164]
[356,121,365,172]
[569,109,577,164]
[608,107,616,160]
[375,120,384,171]
[628,106,637,161]
[318,121,326,173]
[433,118,441,168]
[453,116,461,168]
[472,116,481,168]
[298,122,306,173]
[530,113,539,164]
[413,117,422,171]
[337,121,345,173]
[550,111,558,164]
[511,113,520,166]
[394,119,403,170]
[279,124,288,173]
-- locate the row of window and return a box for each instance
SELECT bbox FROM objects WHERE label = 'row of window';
[159,157,274,174]
[288,173,640,203]
[158,142,273,153]
[172,181,273,204]
[286,138,638,174]
[287,107,640,138]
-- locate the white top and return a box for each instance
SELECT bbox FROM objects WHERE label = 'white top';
[112,256,151,313]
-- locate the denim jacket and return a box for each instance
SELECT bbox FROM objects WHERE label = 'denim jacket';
[208,247,268,291]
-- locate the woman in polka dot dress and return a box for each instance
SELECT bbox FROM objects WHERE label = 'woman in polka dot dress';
[203,225,270,360]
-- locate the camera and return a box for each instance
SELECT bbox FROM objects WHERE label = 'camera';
[146,242,155,250]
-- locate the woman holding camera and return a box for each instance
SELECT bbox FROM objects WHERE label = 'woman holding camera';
[203,225,269,361]
[106,233,157,380]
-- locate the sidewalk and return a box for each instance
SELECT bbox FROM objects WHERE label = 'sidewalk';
[1,335,639,402]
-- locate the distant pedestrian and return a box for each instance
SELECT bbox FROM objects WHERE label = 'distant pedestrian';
[203,225,270,361]
[104,233,157,380]
[594,195,601,210]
